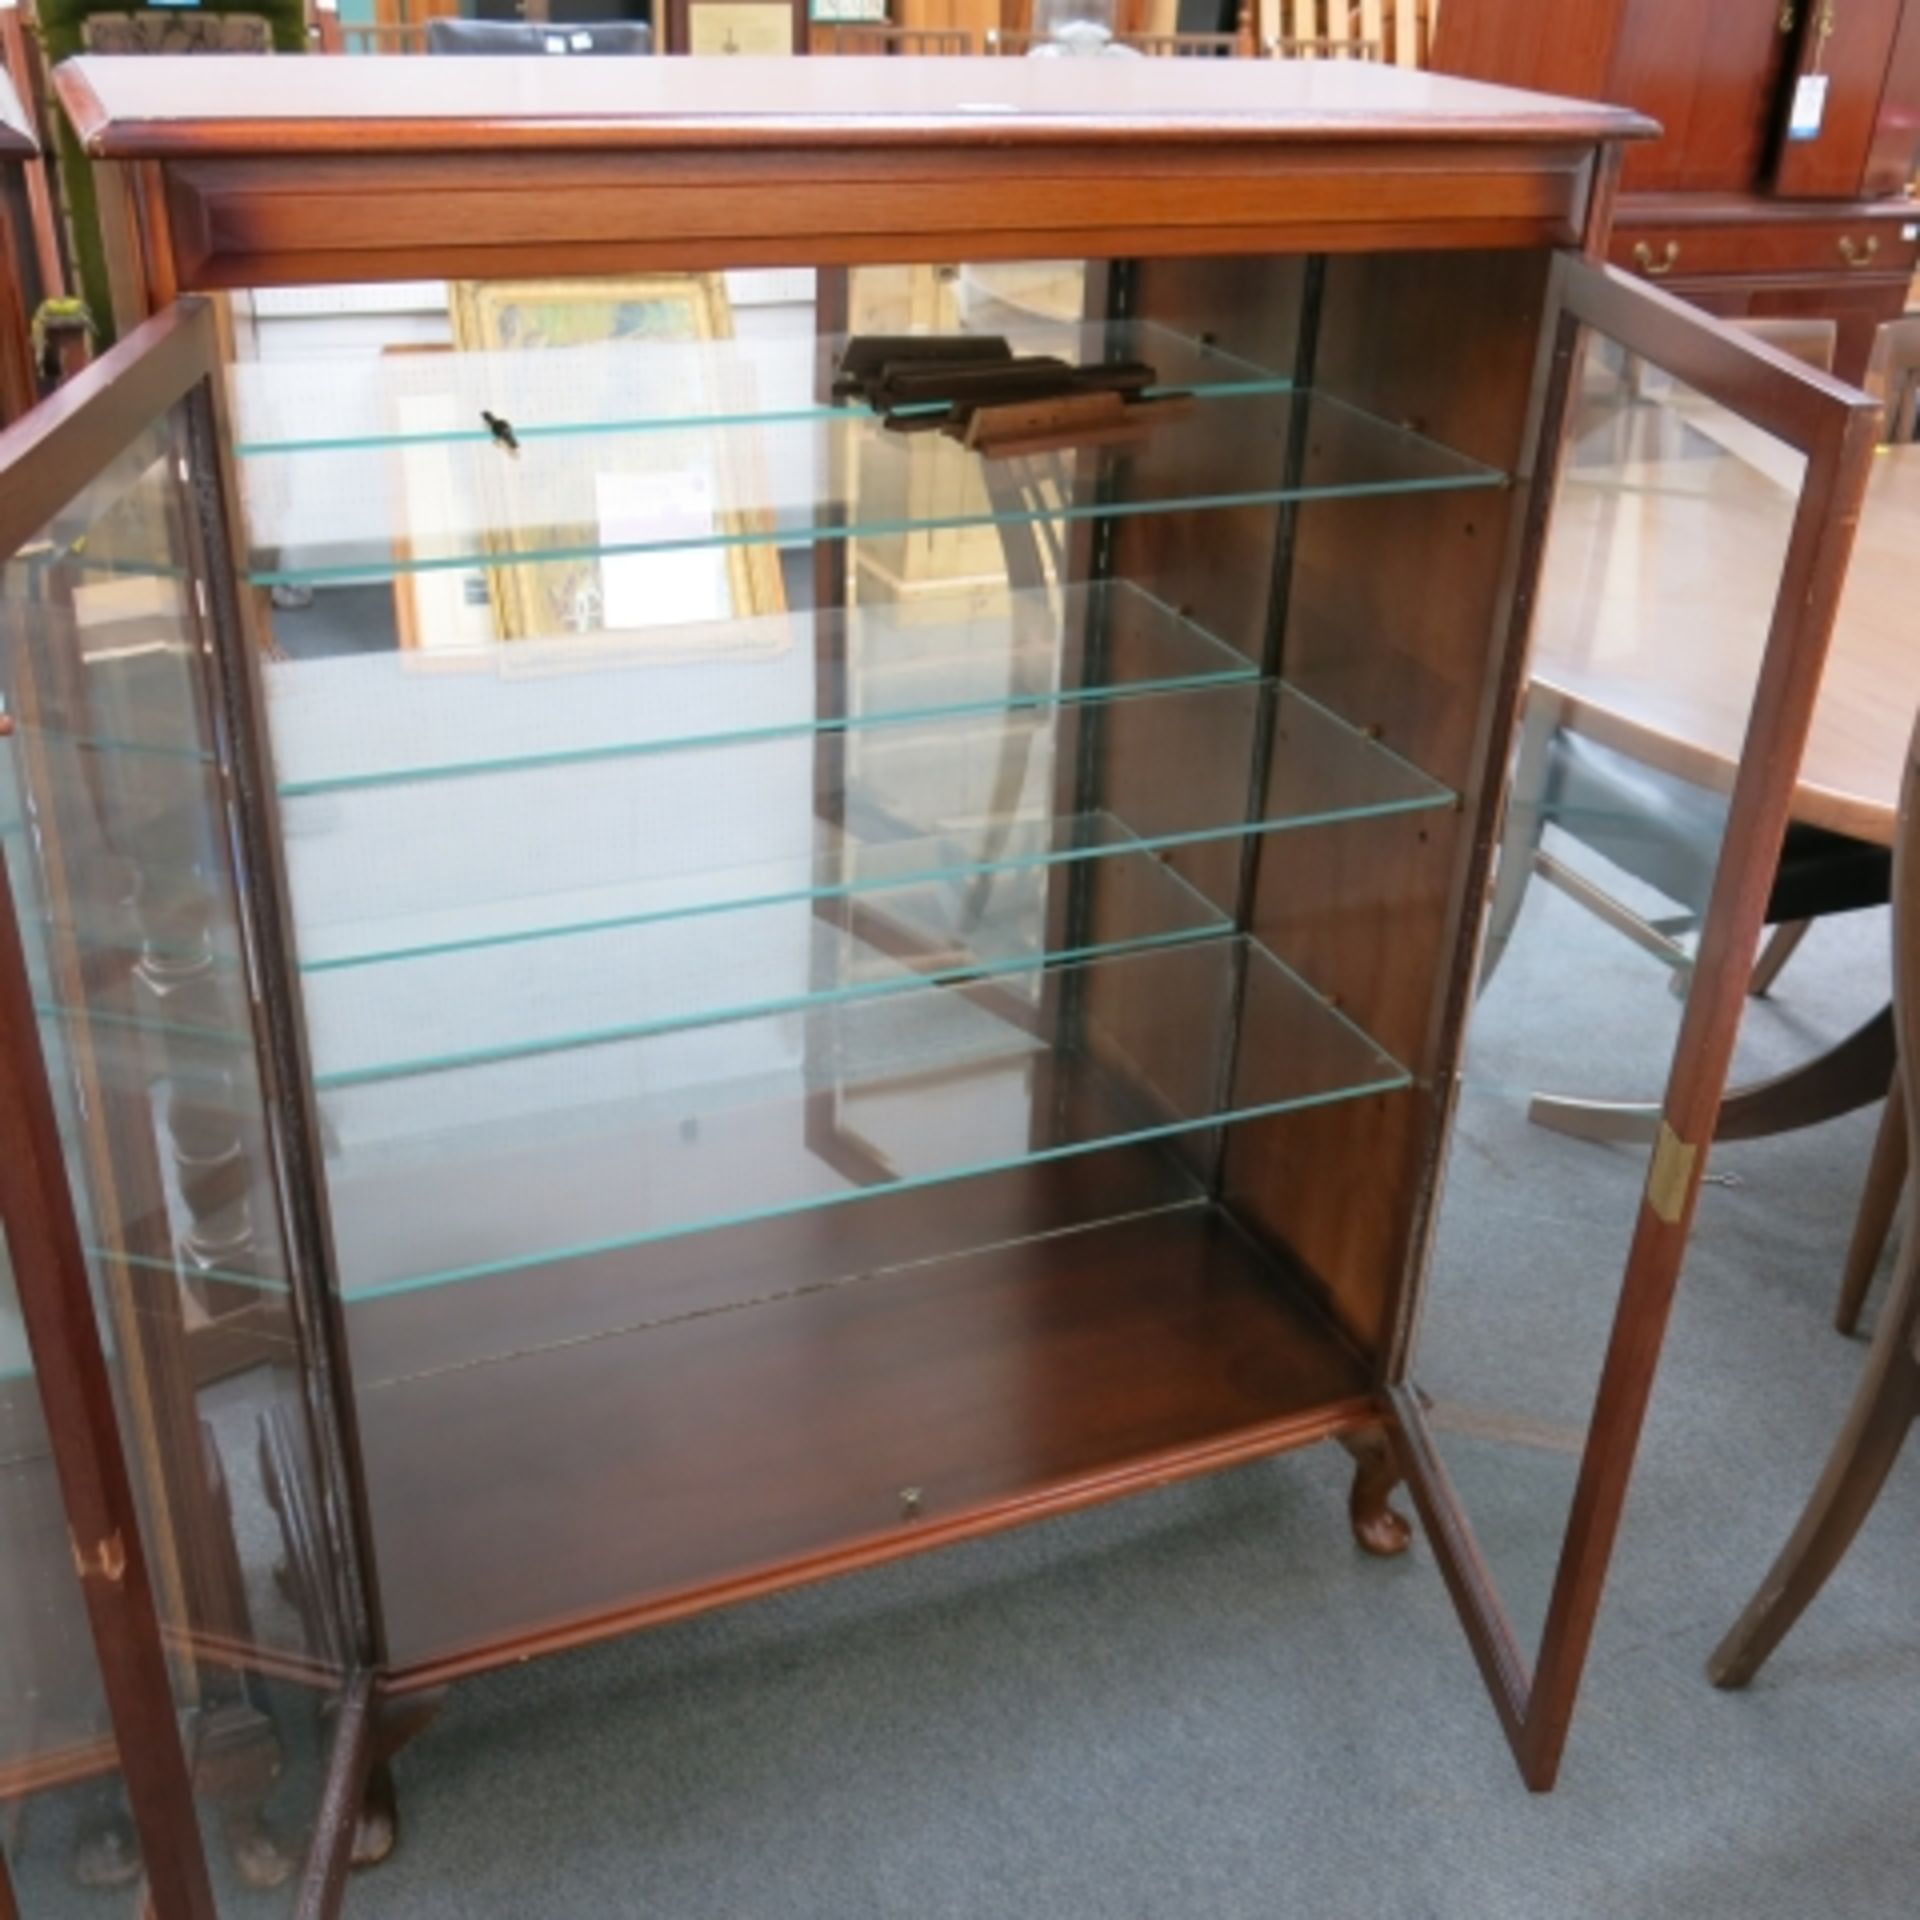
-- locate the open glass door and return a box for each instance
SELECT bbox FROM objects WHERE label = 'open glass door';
[0,300,370,1912]
[1402,258,1884,1789]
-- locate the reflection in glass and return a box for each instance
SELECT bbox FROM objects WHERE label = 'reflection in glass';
[1,403,351,1909]
[1415,337,1805,1650]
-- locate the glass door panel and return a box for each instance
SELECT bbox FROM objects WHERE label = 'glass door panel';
[0,303,366,1911]
[1406,259,1883,1786]
[1,1236,138,1919]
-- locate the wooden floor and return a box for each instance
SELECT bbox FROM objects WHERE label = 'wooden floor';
[351,1197,1375,1684]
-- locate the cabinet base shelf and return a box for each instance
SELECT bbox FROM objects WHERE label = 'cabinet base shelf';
[355,1200,1379,1687]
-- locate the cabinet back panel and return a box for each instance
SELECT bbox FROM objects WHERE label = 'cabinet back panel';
[1096,253,1305,939]
[1220,247,1553,1359]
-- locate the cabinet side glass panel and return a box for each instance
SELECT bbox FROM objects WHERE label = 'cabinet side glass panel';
[0,407,352,1910]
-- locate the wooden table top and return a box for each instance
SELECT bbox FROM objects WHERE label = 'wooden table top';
[1534,437,1919,850]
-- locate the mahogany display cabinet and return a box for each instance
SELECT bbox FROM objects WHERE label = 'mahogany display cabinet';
[0,52,1885,1916]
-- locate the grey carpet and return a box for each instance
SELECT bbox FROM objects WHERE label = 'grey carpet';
[339,875,1920,1920]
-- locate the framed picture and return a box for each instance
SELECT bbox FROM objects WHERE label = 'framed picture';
[383,350,499,658]
[446,275,787,647]
[669,0,805,54]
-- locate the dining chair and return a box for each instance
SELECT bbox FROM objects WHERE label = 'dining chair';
[1481,318,1890,1010]
[1708,705,1920,1689]
[423,17,652,52]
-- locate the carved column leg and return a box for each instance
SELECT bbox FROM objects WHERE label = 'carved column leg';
[254,1403,410,1867]
[133,885,265,1311]
[1338,1428,1413,1557]
[191,1420,297,1891]
[356,1691,447,1869]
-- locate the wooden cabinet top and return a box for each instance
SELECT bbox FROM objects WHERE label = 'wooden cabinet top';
[0,70,34,160]
[56,53,1655,160]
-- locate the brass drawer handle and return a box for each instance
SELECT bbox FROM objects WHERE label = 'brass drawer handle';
[1634,240,1681,278]
[1839,235,1881,268]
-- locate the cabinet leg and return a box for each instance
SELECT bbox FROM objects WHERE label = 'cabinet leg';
[354,1691,446,1870]
[195,1697,296,1892]
[1339,1428,1413,1557]
[70,1784,140,1891]
[68,1700,292,1893]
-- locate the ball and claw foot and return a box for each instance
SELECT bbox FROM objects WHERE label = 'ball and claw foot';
[353,1761,401,1869]
[1340,1429,1414,1558]
[352,1693,444,1871]
[225,1808,296,1891]
[72,1812,142,1891]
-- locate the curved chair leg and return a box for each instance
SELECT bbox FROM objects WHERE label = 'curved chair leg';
[1708,1234,1920,1689]
[1836,1075,1907,1336]
[1529,1005,1896,1149]
[1478,687,1557,995]
[1749,918,1812,998]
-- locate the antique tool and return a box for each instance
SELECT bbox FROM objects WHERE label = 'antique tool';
[834,333,1178,454]
[831,333,1013,404]
[962,389,1192,458]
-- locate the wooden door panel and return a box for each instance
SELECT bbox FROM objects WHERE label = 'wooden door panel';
[1613,0,1793,194]
[1775,0,1910,198]
[1863,0,1920,194]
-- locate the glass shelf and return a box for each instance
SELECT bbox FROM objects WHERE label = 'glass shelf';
[229,320,1290,458]
[280,684,1454,974]
[32,1001,253,1085]
[305,841,1227,1089]
[308,934,1407,1304]
[238,387,1507,589]
[264,583,1251,797]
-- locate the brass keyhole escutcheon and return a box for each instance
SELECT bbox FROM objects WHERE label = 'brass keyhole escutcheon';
[1633,240,1681,278]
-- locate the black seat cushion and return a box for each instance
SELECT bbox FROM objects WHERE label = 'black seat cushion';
[1770,824,1893,924]
[424,18,652,53]
[1541,729,1889,925]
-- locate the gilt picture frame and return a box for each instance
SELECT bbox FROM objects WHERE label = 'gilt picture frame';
[446,275,788,646]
